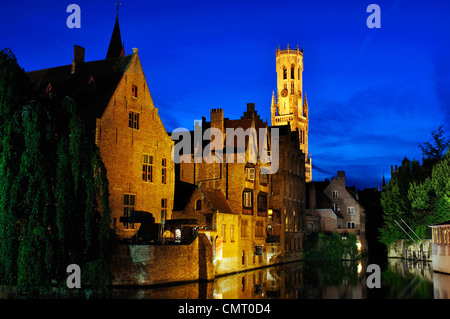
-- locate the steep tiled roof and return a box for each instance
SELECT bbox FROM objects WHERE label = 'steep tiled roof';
[26,54,133,129]
[202,188,234,214]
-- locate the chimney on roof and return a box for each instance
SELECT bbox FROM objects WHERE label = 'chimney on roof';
[210,108,224,135]
[337,171,346,185]
[71,45,85,74]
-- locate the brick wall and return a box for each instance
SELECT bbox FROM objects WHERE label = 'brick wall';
[324,171,366,251]
[111,233,214,286]
[97,52,174,238]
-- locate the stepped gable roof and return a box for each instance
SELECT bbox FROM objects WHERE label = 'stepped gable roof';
[26,54,133,129]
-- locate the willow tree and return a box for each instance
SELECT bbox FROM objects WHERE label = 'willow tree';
[0,48,112,293]
[0,48,30,286]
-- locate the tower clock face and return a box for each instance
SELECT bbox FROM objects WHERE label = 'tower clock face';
[281,89,288,97]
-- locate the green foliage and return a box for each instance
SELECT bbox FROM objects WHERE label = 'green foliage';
[303,232,358,261]
[0,48,112,294]
[419,124,450,162]
[408,151,450,235]
[82,259,112,291]
[380,125,450,248]
[0,48,31,285]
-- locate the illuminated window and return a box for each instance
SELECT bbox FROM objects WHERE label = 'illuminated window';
[123,194,135,229]
[243,191,252,209]
[246,167,255,181]
[132,85,138,98]
[128,111,139,130]
[347,207,355,215]
[142,154,153,182]
[162,158,167,184]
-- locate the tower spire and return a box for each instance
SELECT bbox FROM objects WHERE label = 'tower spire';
[116,1,121,15]
[106,3,124,59]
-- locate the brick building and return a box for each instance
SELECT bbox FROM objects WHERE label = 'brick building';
[173,103,273,274]
[268,124,306,262]
[306,172,366,253]
[306,180,344,233]
[26,13,174,240]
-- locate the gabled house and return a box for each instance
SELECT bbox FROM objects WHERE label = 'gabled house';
[172,187,239,273]
[26,13,174,241]
[306,171,366,254]
[306,180,344,234]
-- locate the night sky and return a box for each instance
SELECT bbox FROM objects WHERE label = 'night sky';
[1,0,449,190]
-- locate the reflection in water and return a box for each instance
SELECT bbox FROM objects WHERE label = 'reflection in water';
[380,259,434,299]
[108,258,447,299]
[2,258,449,299]
[109,260,369,299]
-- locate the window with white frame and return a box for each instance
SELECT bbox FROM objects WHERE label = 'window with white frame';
[332,190,338,199]
[347,207,355,215]
[246,167,255,181]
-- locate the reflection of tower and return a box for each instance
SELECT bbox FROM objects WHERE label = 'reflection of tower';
[271,44,312,182]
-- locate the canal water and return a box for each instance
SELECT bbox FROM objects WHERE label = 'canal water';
[105,258,442,299]
[1,258,446,299]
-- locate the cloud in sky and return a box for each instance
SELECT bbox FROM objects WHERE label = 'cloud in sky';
[309,81,445,189]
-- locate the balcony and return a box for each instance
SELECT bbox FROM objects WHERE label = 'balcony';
[274,115,293,124]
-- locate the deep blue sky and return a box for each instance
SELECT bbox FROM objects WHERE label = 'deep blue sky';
[1,0,449,190]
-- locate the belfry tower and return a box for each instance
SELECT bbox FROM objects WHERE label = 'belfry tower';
[271,44,312,182]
